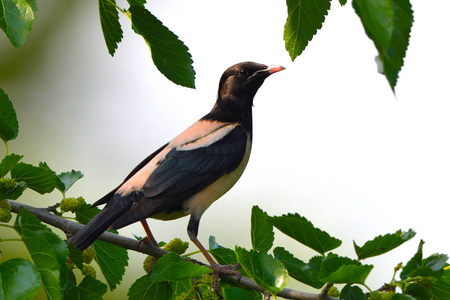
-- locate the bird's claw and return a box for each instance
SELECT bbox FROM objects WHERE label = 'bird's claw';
[210,263,242,294]
[224,262,241,272]
[138,236,158,247]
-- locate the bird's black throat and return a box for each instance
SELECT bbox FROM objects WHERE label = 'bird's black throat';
[202,95,253,134]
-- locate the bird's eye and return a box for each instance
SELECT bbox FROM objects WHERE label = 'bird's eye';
[239,69,248,76]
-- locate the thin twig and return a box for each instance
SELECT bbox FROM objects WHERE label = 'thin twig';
[46,202,61,215]
[319,283,333,300]
[8,200,338,300]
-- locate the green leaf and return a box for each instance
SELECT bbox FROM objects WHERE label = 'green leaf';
[352,0,414,91]
[392,294,416,300]
[208,242,251,278]
[400,240,447,280]
[401,240,424,280]
[20,229,61,299]
[235,246,289,297]
[151,252,183,279]
[37,229,69,291]
[284,0,331,60]
[62,268,78,299]
[320,253,360,279]
[354,229,416,260]
[423,253,448,272]
[128,274,172,300]
[63,269,108,300]
[11,162,56,194]
[339,0,347,5]
[129,6,195,88]
[340,284,365,300]
[0,153,23,177]
[156,251,184,264]
[405,283,428,300]
[77,275,108,300]
[152,260,211,282]
[13,205,47,232]
[14,207,65,299]
[76,203,101,225]
[98,0,123,56]
[221,283,263,300]
[0,258,41,300]
[0,0,37,47]
[0,180,26,200]
[251,206,274,253]
[209,235,222,250]
[67,243,85,270]
[210,247,237,266]
[127,0,146,7]
[170,279,191,298]
[0,89,19,142]
[271,213,341,255]
[208,237,237,265]
[92,240,129,290]
[64,271,108,300]
[55,170,84,194]
[323,264,373,285]
[273,247,325,289]
[429,268,450,300]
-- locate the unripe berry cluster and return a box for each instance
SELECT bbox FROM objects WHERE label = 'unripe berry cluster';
[60,197,85,213]
[143,255,154,274]
[66,246,96,279]
[82,264,96,278]
[0,199,12,223]
[173,274,219,300]
[369,291,394,300]
[326,285,339,297]
[163,238,189,255]
[82,246,95,264]
[0,177,17,189]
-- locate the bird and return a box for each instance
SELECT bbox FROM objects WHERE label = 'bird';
[68,61,284,276]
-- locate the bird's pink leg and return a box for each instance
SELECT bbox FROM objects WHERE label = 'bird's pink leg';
[139,219,160,270]
[140,219,158,246]
[190,235,241,293]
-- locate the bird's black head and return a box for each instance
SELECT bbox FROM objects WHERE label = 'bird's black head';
[203,62,284,131]
[206,62,284,128]
[218,62,285,103]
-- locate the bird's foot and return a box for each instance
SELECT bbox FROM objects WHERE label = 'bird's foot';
[221,262,241,272]
[210,262,242,294]
[138,235,158,247]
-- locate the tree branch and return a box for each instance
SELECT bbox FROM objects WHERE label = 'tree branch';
[8,200,167,257]
[8,200,337,300]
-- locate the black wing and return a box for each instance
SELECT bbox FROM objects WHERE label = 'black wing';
[110,125,249,229]
[91,142,169,207]
[68,142,170,250]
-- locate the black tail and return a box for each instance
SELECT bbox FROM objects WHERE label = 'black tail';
[68,200,133,251]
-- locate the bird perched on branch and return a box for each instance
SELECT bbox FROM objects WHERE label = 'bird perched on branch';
[68,61,284,276]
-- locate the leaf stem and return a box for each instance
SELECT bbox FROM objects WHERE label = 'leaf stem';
[183,250,202,257]
[105,0,126,15]
[3,139,8,156]
[390,269,398,285]
[362,283,373,293]
[0,238,22,242]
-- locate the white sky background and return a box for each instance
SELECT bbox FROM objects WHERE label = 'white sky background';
[1,0,449,298]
